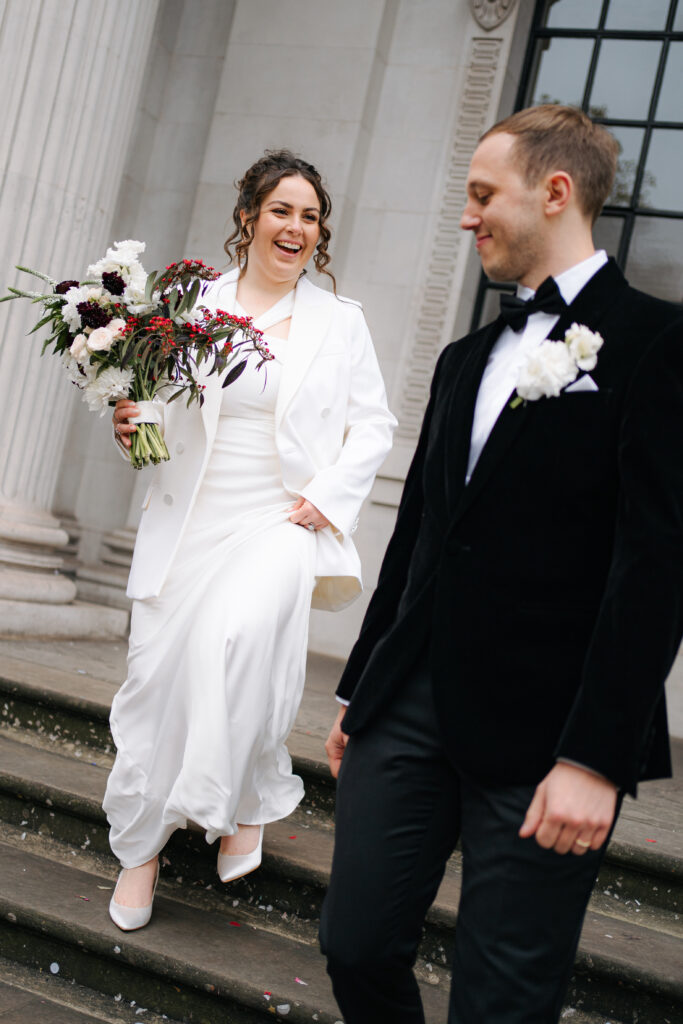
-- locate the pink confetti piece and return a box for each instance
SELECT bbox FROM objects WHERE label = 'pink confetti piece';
[294,977,308,985]
[77,895,90,901]
[646,838,657,843]
[229,921,241,927]
[288,835,297,840]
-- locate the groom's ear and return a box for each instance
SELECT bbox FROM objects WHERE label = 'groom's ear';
[543,171,573,218]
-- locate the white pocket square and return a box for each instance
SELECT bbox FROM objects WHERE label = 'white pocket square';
[565,374,599,393]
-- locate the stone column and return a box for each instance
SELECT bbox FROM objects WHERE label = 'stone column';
[0,0,160,636]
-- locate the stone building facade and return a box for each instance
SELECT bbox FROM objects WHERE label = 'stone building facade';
[1,0,681,733]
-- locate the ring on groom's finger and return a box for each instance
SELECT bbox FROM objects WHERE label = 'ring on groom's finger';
[307,523,316,531]
[574,838,591,848]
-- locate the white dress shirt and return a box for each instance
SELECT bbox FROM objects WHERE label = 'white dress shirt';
[465,250,608,484]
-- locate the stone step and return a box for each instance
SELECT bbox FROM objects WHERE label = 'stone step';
[0,841,447,1024]
[0,965,631,1024]
[1,732,681,1023]
[0,959,183,1023]
[0,600,129,640]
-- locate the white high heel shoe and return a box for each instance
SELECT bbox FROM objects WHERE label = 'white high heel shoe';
[217,825,264,883]
[109,864,159,932]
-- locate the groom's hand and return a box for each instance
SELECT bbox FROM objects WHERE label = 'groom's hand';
[325,706,349,779]
[519,762,618,855]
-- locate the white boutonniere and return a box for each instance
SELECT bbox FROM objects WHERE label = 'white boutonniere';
[510,323,604,408]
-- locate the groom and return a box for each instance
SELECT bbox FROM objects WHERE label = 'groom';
[319,105,683,1022]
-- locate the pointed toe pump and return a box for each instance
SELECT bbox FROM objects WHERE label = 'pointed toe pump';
[109,864,159,932]
[217,825,264,883]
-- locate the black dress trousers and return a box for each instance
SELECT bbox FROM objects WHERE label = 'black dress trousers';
[319,656,619,1024]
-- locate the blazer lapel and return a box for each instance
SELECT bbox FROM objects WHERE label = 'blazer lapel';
[198,269,239,438]
[451,259,628,525]
[275,275,333,428]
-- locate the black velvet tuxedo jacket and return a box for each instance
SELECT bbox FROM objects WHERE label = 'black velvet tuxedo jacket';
[337,260,683,796]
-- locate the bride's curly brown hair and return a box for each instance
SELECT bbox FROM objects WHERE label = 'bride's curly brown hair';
[224,150,336,290]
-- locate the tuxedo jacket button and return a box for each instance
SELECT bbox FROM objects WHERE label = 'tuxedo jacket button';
[175,442,185,454]
[321,407,330,418]
[163,493,174,506]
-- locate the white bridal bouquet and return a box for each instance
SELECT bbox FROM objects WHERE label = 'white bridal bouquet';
[1,240,272,468]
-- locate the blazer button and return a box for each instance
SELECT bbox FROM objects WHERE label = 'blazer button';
[176,442,185,454]
[321,407,330,418]
[163,493,174,506]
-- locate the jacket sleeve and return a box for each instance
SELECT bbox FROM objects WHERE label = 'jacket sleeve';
[298,304,397,538]
[336,347,448,702]
[556,319,683,793]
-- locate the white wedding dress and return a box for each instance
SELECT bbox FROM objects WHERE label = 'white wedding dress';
[103,293,318,868]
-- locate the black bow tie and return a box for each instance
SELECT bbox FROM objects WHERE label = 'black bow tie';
[499,276,566,332]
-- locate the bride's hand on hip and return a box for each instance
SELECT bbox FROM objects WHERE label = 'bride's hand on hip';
[112,398,140,449]
[289,497,330,532]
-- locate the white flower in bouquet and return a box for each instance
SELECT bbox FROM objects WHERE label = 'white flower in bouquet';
[86,317,126,353]
[517,339,578,401]
[69,332,89,363]
[87,239,146,281]
[61,350,91,387]
[83,365,135,414]
[565,322,604,371]
[123,280,157,316]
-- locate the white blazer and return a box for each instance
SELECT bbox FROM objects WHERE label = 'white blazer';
[126,268,397,611]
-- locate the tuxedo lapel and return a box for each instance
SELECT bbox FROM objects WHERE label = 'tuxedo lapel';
[275,275,333,428]
[443,318,505,514]
[450,259,628,525]
[546,257,627,344]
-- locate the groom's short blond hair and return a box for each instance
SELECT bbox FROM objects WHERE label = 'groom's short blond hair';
[481,105,619,224]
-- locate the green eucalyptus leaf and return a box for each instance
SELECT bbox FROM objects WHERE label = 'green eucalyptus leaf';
[144,269,157,303]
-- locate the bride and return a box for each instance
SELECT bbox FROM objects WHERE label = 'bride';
[104,149,396,931]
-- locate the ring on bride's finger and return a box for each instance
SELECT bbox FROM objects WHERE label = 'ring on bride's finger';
[307,523,316,532]
[574,838,591,848]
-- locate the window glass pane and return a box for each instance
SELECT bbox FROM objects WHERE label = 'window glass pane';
[656,42,683,122]
[674,6,683,30]
[640,129,683,210]
[605,0,670,31]
[608,126,646,206]
[589,40,661,119]
[543,0,602,29]
[528,38,594,107]
[625,216,683,302]
[593,215,625,259]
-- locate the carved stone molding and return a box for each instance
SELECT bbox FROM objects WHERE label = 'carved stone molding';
[470,0,517,31]
[393,36,503,449]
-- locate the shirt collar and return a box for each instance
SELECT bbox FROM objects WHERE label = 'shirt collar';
[517,250,608,304]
